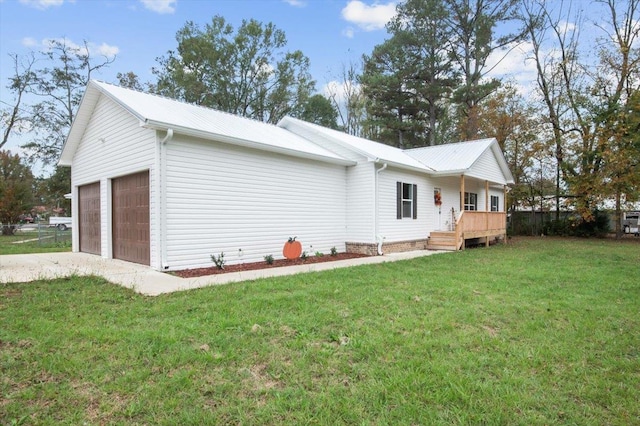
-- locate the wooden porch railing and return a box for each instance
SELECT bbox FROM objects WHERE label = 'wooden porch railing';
[454,210,507,249]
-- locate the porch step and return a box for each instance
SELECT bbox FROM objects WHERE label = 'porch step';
[428,231,459,251]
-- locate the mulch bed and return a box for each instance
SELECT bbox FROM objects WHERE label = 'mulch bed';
[173,252,371,278]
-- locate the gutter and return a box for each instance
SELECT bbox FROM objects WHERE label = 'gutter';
[375,160,387,255]
[157,128,173,270]
[143,120,356,167]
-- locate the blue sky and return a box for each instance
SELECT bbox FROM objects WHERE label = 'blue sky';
[0,0,395,94]
[0,0,609,164]
[0,0,406,159]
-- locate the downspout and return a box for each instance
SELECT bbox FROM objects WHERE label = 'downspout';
[158,129,173,270]
[160,128,173,145]
[375,160,387,255]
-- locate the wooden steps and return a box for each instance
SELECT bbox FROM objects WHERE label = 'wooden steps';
[427,231,460,251]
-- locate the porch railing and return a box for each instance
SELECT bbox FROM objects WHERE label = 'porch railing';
[454,210,507,248]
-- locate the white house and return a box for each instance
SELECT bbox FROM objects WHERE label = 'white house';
[59,80,514,271]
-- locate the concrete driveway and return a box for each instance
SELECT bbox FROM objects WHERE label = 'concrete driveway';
[0,250,447,296]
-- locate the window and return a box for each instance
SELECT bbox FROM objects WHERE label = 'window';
[397,182,417,219]
[491,195,500,212]
[464,192,477,211]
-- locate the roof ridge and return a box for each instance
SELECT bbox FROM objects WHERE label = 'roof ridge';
[404,138,495,152]
[91,79,285,130]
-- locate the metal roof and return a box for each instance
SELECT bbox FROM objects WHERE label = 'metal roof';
[405,138,494,171]
[405,139,514,183]
[60,81,513,185]
[278,116,433,173]
[60,80,355,166]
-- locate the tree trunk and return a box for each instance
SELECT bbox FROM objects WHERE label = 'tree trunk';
[2,225,17,236]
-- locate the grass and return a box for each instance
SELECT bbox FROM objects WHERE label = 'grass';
[0,229,71,255]
[1,238,639,425]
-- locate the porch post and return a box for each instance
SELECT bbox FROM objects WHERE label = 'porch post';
[503,185,507,212]
[503,185,508,242]
[485,180,490,247]
[460,175,465,212]
[485,180,489,212]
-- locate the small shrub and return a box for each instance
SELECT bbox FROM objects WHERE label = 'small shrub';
[301,251,308,260]
[330,246,338,256]
[315,251,324,257]
[264,254,274,265]
[211,252,225,270]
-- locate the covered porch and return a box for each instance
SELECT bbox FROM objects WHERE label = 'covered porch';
[428,175,508,251]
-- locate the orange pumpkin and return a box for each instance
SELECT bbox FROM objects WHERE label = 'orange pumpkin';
[283,237,302,259]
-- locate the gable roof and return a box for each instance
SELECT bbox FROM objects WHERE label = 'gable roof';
[61,81,514,185]
[405,139,515,184]
[278,116,433,173]
[59,80,355,166]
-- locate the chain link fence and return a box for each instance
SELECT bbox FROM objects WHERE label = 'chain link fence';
[1,222,72,248]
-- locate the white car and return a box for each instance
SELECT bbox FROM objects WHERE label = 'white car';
[49,216,73,231]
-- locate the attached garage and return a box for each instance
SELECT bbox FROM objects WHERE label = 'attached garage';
[112,171,150,265]
[78,182,101,255]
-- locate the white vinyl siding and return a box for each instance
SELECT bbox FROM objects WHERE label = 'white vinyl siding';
[164,135,347,270]
[377,168,430,242]
[347,163,375,243]
[70,95,157,266]
[463,179,485,211]
[467,149,508,185]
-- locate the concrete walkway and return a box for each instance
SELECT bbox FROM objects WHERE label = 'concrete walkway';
[0,250,448,296]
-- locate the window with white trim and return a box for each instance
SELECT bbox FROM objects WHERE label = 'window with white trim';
[464,192,477,211]
[490,195,500,212]
[397,182,417,219]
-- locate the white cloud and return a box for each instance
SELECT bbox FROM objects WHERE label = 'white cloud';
[28,37,119,59]
[342,27,355,38]
[21,37,38,47]
[322,79,361,104]
[341,1,397,32]
[283,0,305,7]
[557,20,577,38]
[484,41,539,96]
[139,0,176,14]
[483,40,571,97]
[96,42,120,58]
[19,0,69,10]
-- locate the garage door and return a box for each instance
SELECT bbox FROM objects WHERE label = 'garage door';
[112,171,150,265]
[78,182,101,255]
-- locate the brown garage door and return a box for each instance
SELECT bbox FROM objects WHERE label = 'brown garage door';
[78,182,101,255]
[112,171,150,265]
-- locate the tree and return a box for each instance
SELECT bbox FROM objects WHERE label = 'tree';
[1,53,36,150]
[33,166,72,216]
[20,39,115,165]
[362,0,458,147]
[601,91,640,237]
[390,0,459,146]
[519,0,574,220]
[154,16,314,124]
[0,151,34,235]
[361,33,427,148]
[325,61,368,137]
[476,83,542,211]
[521,0,640,225]
[445,0,525,140]
[298,94,339,129]
[116,71,144,92]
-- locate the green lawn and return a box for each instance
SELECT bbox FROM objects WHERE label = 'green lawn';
[0,228,71,255]
[1,238,638,425]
